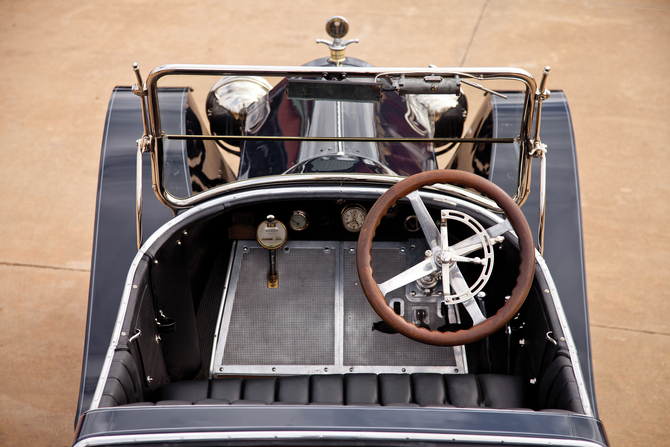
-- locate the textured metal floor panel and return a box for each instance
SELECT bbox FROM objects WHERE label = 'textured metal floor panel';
[214,240,461,374]
[342,244,457,367]
[222,243,336,365]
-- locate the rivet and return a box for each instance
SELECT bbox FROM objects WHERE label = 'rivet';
[324,367,329,372]
[182,230,188,236]
[272,367,276,372]
[121,332,126,337]
[530,378,537,384]
[349,367,354,372]
[132,285,138,289]
[454,368,459,373]
[519,339,525,346]
[544,289,550,294]
[176,240,181,246]
[401,368,406,373]
[219,367,224,372]
[154,259,158,264]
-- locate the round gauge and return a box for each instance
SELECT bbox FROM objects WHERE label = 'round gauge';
[326,16,349,39]
[341,204,367,233]
[384,204,399,218]
[404,215,421,232]
[256,215,287,249]
[289,210,310,231]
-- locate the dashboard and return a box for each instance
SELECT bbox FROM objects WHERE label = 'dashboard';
[225,198,425,244]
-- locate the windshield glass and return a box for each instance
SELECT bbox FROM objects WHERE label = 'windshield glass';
[146,66,536,208]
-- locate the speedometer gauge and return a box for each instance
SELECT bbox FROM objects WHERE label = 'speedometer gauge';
[341,204,367,232]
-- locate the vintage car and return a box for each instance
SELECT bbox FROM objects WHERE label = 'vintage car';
[73,16,609,447]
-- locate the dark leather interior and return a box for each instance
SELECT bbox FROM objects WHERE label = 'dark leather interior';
[97,257,585,414]
[537,353,584,413]
[133,373,532,408]
[101,356,584,413]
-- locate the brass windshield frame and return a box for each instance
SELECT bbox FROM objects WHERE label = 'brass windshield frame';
[140,64,539,212]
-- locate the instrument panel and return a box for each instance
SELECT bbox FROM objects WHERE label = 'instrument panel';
[225,199,430,243]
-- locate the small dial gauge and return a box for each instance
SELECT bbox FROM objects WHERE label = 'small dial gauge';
[404,215,421,232]
[384,203,399,218]
[289,210,310,231]
[341,204,367,233]
[256,215,287,249]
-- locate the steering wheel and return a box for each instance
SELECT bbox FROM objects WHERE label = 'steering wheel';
[356,170,535,346]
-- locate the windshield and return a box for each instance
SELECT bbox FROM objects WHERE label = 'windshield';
[141,65,538,210]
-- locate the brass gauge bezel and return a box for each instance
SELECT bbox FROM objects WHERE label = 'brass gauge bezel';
[256,216,288,249]
[341,204,367,233]
[289,210,310,231]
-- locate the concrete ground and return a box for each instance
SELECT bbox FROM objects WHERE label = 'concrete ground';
[0,1,668,445]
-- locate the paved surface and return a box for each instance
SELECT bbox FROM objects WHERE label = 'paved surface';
[1,1,668,445]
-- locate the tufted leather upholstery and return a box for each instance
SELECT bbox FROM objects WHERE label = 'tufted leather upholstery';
[136,373,532,408]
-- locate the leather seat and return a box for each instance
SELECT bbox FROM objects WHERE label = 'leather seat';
[147,373,531,409]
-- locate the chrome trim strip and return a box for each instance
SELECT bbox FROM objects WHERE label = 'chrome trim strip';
[211,241,247,375]
[334,242,345,366]
[146,173,504,212]
[535,252,594,417]
[208,240,237,378]
[214,365,459,376]
[74,429,605,447]
[453,345,468,374]
[335,100,344,154]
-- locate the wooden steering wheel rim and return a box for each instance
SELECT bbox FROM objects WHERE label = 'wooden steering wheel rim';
[356,170,535,346]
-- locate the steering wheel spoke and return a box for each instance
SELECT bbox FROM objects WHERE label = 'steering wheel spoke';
[440,210,450,295]
[447,265,485,325]
[378,258,438,296]
[462,295,487,326]
[408,191,441,252]
[450,219,512,257]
